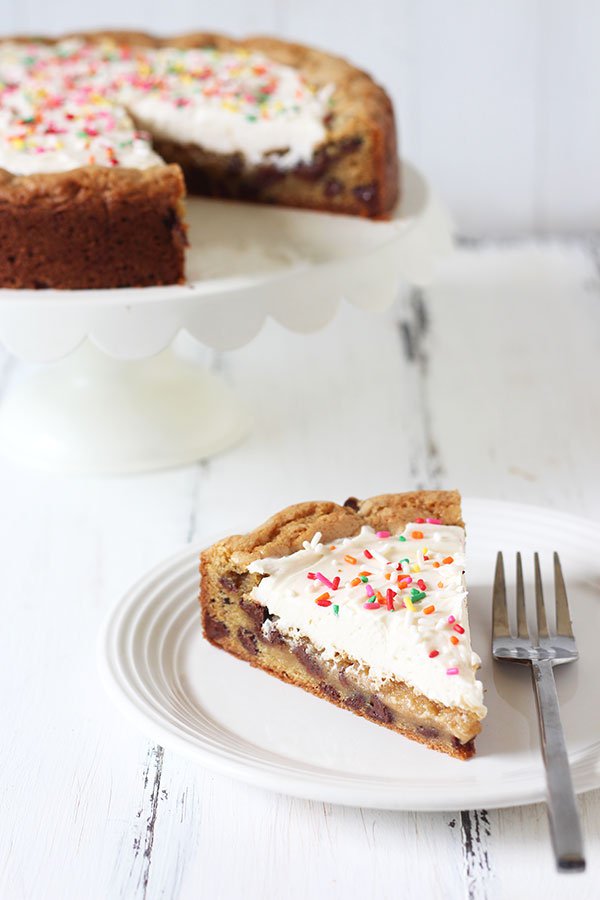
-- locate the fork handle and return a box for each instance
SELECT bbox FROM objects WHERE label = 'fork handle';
[531,659,585,871]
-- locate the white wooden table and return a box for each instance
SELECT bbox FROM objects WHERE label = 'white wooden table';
[1,240,599,899]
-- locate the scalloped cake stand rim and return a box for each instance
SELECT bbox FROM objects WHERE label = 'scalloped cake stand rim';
[0,160,452,473]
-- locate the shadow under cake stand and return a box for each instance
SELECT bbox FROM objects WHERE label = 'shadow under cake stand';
[0,162,452,474]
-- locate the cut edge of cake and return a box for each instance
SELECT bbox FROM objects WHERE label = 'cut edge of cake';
[199,491,486,760]
[0,164,187,289]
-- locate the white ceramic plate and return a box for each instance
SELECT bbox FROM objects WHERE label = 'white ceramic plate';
[99,498,600,811]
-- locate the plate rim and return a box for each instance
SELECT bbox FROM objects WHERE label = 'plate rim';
[98,497,600,811]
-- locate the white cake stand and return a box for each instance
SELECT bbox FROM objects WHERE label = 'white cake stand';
[0,162,452,474]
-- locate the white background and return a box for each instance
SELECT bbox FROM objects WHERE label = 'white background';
[3,0,600,236]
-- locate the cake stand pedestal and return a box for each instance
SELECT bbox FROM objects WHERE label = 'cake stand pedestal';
[0,162,452,474]
[0,344,248,474]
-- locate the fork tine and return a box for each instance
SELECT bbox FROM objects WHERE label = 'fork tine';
[534,552,550,639]
[554,552,574,638]
[492,552,510,638]
[515,552,529,638]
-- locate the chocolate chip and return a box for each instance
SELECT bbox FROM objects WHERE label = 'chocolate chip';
[353,183,378,207]
[204,615,229,642]
[162,208,178,230]
[219,573,242,593]
[237,627,258,656]
[337,664,352,687]
[292,644,322,678]
[250,165,283,189]
[345,692,366,712]
[294,150,329,181]
[343,496,360,511]
[263,623,286,646]
[226,153,244,175]
[240,598,269,630]
[236,181,261,201]
[324,178,343,197]
[340,136,363,153]
[416,725,439,740]
[293,135,363,183]
[366,696,394,724]
[319,682,341,703]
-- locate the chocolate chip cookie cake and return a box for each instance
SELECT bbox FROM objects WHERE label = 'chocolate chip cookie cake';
[0,32,399,289]
[200,491,486,759]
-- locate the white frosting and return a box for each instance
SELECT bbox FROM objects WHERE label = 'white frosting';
[0,39,333,175]
[124,47,333,168]
[248,522,486,717]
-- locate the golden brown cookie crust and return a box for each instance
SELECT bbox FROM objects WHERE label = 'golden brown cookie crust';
[0,163,187,289]
[198,490,480,759]
[206,489,462,571]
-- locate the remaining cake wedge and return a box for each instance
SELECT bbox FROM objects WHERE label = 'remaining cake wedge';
[200,491,486,759]
[0,165,187,289]
[0,33,399,289]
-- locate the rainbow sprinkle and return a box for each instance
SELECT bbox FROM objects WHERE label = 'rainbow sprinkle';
[0,38,332,171]
[262,519,472,685]
[315,572,336,590]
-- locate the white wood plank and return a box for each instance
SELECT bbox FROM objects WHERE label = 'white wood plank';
[487,799,600,899]
[423,241,600,513]
[150,773,467,900]
[0,459,201,899]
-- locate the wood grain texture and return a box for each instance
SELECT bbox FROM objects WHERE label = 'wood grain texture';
[1,241,600,899]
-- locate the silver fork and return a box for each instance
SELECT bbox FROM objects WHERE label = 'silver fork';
[492,551,585,872]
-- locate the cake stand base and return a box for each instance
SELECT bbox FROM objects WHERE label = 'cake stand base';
[0,342,250,474]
